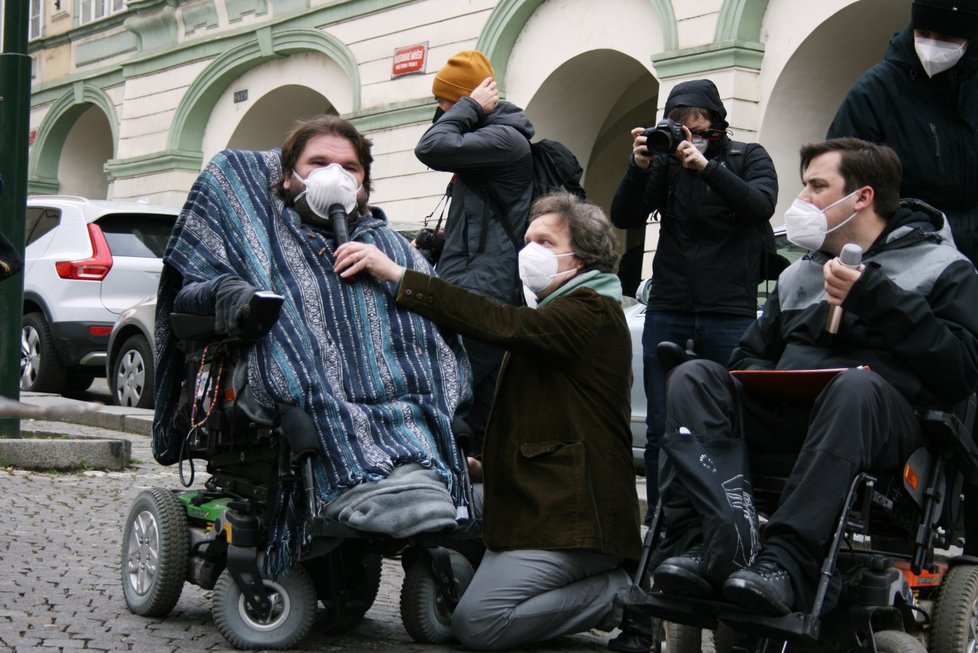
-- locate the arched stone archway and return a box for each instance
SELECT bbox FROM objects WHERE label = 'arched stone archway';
[167,28,359,169]
[28,84,118,196]
[478,0,677,94]
[199,51,344,162]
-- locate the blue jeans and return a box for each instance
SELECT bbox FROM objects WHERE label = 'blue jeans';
[641,310,755,516]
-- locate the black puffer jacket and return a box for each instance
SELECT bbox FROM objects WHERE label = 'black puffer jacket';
[733,202,978,408]
[610,80,778,316]
[415,97,534,304]
[828,25,978,259]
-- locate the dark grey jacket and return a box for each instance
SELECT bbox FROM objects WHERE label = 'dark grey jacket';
[733,202,978,408]
[415,97,534,303]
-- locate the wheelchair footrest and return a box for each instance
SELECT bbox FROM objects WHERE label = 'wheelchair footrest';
[618,586,822,641]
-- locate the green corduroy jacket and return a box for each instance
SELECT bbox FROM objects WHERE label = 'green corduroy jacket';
[397,268,642,560]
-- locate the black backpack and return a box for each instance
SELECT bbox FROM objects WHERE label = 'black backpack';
[529,139,587,201]
[486,138,587,251]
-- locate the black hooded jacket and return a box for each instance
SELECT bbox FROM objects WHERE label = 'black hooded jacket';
[611,79,779,316]
[828,26,978,247]
[415,97,534,304]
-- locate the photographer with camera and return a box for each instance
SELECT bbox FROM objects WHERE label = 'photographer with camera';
[610,79,779,520]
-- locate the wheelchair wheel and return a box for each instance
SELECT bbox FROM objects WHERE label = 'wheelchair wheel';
[212,564,317,650]
[666,622,702,652]
[931,564,978,653]
[400,548,474,644]
[874,630,927,653]
[318,551,383,635]
[121,488,189,617]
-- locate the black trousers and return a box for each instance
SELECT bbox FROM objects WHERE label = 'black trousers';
[662,360,924,606]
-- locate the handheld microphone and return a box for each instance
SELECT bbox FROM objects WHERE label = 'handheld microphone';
[825,243,863,335]
[328,203,350,245]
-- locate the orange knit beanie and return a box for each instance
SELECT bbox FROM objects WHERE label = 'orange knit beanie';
[432,50,495,103]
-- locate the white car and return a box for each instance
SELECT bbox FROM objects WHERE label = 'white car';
[21,196,178,394]
[107,295,157,409]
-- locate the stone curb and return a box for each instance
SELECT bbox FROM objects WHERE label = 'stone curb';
[0,429,132,471]
[17,392,154,436]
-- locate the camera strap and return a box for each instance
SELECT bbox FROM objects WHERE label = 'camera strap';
[424,179,453,234]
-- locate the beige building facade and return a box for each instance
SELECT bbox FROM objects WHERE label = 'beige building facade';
[25,0,912,274]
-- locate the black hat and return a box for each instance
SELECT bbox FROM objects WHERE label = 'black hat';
[664,79,728,128]
[912,0,978,40]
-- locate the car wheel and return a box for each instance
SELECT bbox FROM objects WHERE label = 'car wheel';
[20,312,67,393]
[65,373,95,393]
[111,334,154,408]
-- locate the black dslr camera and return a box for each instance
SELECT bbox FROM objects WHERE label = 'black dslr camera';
[643,118,685,155]
[415,227,445,265]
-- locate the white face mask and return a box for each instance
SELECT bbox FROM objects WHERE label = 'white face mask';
[914,36,967,77]
[784,189,860,251]
[691,135,709,154]
[293,163,360,224]
[518,242,577,295]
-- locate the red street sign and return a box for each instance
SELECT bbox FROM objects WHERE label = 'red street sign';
[392,43,427,78]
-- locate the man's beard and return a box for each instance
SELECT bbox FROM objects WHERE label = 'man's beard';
[287,188,369,227]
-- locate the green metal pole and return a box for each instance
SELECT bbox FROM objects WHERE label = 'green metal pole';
[0,0,31,436]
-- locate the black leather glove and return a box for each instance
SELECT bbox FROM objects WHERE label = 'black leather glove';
[214,277,256,336]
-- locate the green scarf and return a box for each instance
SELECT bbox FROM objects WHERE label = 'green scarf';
[538,269,623,308]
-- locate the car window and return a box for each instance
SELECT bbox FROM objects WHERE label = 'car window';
[25,207,60,245]
[96,214,176,258]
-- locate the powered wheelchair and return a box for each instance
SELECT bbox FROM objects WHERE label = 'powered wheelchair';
[613,344,978,653]
[120,294,482,650]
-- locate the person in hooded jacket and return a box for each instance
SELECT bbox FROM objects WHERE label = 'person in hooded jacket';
[610,79,779,517]
[827,0,978,265]
[655,138,978,616]
[415,50,535,452]
[827,0,978,559]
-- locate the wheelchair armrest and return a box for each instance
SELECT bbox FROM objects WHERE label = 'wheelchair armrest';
[169,292,284,341]
[656,339,697,374]
[919,408,978,484]
[170,312,217,340]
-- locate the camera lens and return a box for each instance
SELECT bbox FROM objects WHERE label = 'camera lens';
[646,129,675,154]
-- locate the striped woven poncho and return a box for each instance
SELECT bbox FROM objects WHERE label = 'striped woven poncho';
[152,149,472,540]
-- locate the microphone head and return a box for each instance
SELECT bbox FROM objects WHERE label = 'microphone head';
[840,243,863,267]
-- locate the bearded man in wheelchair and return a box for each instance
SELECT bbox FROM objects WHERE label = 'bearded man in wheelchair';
[151,115,473,575]
[648,138,978,621]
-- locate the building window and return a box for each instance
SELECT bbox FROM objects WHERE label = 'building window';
[78,0,125,25]
[29,0,43,40]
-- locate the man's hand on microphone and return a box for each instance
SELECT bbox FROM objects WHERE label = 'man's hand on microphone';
[823,257,863,306]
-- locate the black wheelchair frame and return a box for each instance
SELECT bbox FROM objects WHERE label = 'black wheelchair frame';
[613,351,978,653]
[121,307,482,650]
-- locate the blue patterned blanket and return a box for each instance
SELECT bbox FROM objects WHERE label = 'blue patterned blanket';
[153,149,471,564]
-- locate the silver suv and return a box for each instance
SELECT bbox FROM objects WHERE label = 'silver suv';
[21,196,178,394]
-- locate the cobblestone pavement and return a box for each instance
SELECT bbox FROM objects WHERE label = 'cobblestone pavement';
[0,426,622,652]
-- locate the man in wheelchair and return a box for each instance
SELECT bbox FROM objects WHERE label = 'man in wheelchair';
[651,138,978,619]
[152,115,472,572]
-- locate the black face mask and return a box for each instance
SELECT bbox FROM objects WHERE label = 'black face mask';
[432,106,445,124]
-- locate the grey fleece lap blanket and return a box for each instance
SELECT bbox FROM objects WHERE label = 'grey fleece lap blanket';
[324,463,459,538]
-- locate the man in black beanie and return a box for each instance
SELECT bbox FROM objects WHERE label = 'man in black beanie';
[829,0,978,560]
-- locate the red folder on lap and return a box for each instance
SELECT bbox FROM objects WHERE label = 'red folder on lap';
[730,367,868,401]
